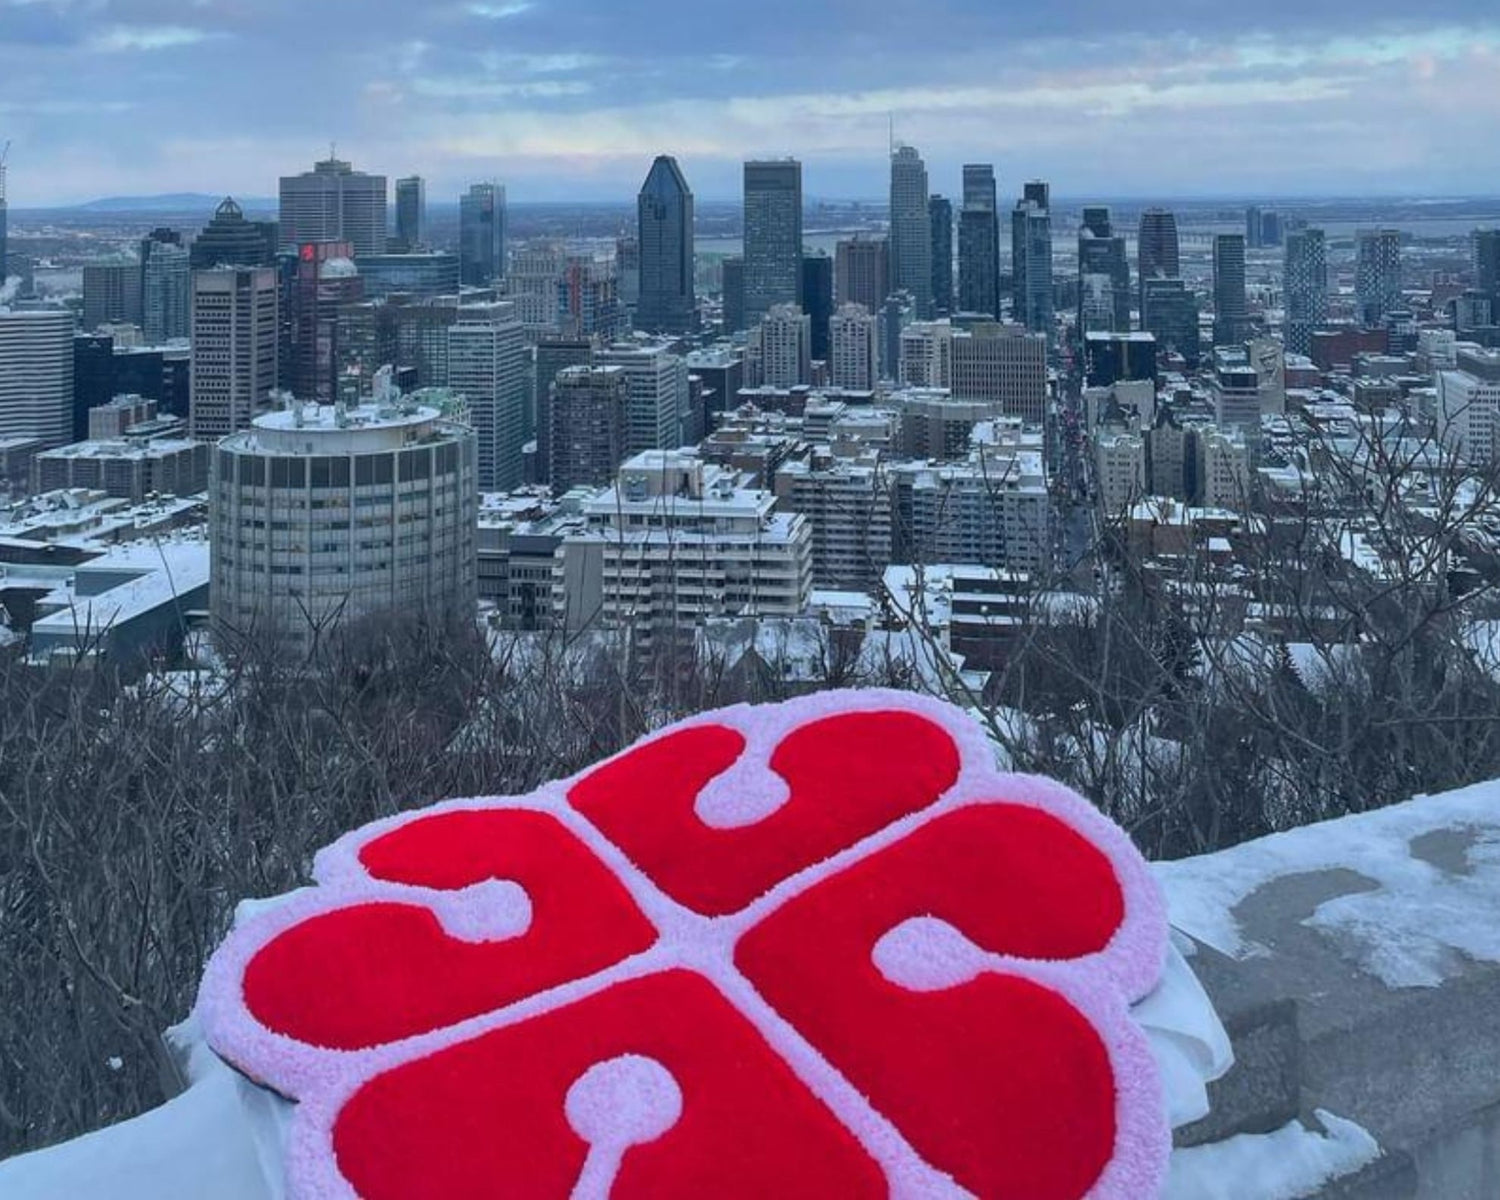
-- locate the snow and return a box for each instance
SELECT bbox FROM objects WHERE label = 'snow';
[1155,779,1500,988]
[0,1049,278,1200]
[1165,1110,1381,1200]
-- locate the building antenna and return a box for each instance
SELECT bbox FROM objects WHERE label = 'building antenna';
[888,113,895,157]
[0,141,9,204]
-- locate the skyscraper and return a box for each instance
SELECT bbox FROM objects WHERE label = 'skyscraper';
[0,310,74,448]
[1356,229,1403,327]
[594,343,691,453]
[1477,229,1500,305]
[448,302,528,491]
[1137,208,1180,310]
[82,263,141,331]
[801,254,833,361]
[1142,278,1201,369]
[285,242,364,406]
[140,234,190,344]
[1077,206,1131,333]
[835,237,888,312]
[1213,234,1250,346]
[1284,228,1328,357]
[1011,182,1053,335]
[1245,207,1264,250]
[548,365,628,493]
[958,164,999,318]
[0,151,7,286]
[191,197,277,270]
[189,267,279,439]
[394,176,425,252]
[636,155,696,335]
[743,160,803,327]
[278,158,388,258]
[889,145,933,318]
[721,257,746,333]
[459,183,507,288]
[929,195,953,316]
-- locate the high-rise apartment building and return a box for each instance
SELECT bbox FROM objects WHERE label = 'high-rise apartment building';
[0,310,74,448]
[394,176,425,251]
[190,197,278,270]
[459,182,507,287]
[1284,228,1328,357]
[829,304,879,391]
[448,302,528,491]
[929,195,953,316]
[754,304,812,389]
[278,158,388,258]
[594,343,690,453]
[1137,208,1180,310]
[958,164,999,318]
[835,236,888,311]
[1212,234,1250,346]
[189,267,278,439]
[548,365,628,492]
[210,386,477,654]
[743,160,803,326]
[1356,228,1403,327]
[636,156,696,335]
[1011,183,1053,335]
[534,336,597,484]
[889,145,933,317]
[140,230,190,344]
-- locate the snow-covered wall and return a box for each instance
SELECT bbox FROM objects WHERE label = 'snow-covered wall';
[1158,780,1500,1198]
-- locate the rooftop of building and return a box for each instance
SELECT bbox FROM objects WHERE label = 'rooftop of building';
[39,438,200,462]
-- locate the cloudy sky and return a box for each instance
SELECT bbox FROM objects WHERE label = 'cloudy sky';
[2,0,1498,206]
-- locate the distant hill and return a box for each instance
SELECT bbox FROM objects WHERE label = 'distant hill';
[67,194,277,214]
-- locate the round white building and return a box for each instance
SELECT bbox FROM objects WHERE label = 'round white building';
[210,396,478,653]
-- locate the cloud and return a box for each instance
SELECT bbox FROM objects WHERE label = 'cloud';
[465,2,534,18]
[2,4,1500,203]
[87,24,216,51]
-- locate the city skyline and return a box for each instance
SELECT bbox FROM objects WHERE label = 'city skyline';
[1,5,1498,206]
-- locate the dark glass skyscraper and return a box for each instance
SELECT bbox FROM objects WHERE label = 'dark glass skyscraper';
[1137,208,1180,311]
[635,155,696,335]
[459,183,507,287]
[1213,234,1250,346]
[395,176,425,252]
[743,160,802,327]
[1478,229,1500,302]
[929,195,953,316]
[1077,206,1131,333]
[802,254,833,361]
[1011,182,1053,334]
[958,164,999,318]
